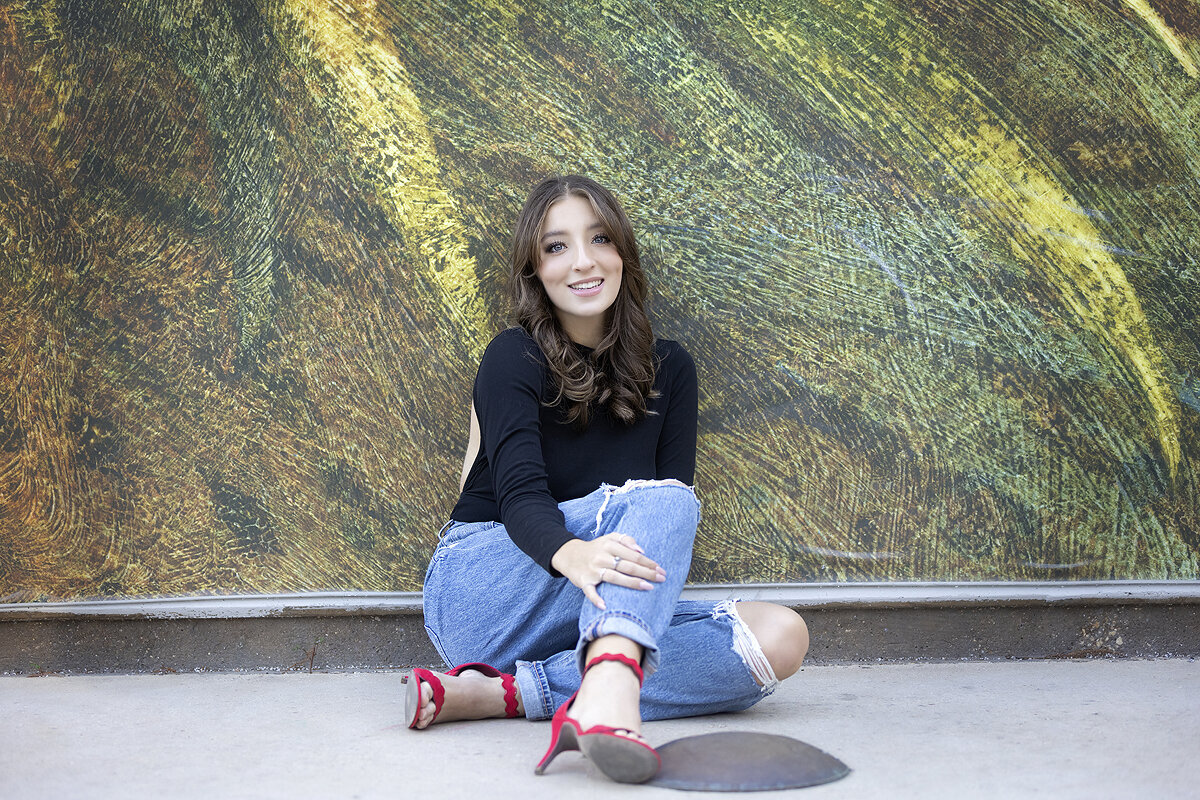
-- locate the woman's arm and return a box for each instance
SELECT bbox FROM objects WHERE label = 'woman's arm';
[474,330,576,572]
[655,342,698,484]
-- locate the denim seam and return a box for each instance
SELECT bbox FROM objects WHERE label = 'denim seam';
[423,623,450,669]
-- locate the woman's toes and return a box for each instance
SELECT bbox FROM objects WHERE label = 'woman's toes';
[414,683,436,728]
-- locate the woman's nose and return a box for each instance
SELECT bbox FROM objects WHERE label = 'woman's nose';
[572,244,596,270]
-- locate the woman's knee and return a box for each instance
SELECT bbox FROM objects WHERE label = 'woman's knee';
[606,480,700,539]
[636,480,699,519]
[617,479,697,509]
[734,601,809,681]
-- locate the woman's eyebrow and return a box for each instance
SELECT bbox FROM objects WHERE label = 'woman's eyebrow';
[540,224,606,241]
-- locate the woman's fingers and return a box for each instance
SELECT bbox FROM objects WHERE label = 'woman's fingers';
[570,532,669,608]
[614,533,646,554]
[609,556,664,586]
[604,533,665,583]
[597,565,654,592]
[588,534,663,591]
[583,581,606,610]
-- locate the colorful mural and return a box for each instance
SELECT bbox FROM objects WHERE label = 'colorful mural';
[0,0,1197,601]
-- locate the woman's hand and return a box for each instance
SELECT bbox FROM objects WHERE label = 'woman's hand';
[551,533,667,609]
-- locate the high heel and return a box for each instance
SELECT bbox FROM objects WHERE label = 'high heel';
[405,662,519,729]
[534,653,659,784]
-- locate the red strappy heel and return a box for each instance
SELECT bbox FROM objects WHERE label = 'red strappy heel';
[534,653,659,784]
[404,662,519,729]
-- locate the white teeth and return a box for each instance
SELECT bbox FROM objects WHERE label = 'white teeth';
[570,279,602,290]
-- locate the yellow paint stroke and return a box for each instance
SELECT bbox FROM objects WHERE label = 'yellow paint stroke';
[958,123,1181,477]
[1123,0,1198,78]
[741,9,1182,477]
[279,0,490,355]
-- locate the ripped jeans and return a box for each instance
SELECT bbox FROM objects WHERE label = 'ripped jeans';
[422,480,778,721]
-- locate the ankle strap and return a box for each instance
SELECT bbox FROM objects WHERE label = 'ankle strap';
[584,653,645,686]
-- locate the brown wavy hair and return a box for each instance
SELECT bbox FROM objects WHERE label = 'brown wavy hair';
[509,175,658,427]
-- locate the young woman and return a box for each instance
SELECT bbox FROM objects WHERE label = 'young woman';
[407,175,809,783]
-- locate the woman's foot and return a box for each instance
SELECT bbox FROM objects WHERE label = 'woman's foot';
[407,667,523,729]
[535,645,657,783]
[568,637,645,741]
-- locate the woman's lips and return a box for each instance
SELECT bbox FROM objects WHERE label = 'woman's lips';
[569,278,604,296]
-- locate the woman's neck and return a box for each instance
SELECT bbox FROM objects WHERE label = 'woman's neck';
[558,315,604,349]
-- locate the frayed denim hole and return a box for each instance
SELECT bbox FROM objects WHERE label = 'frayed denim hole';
[596,479,699,534]
[593,485,617,534]
[622,479,701,525]
[611,478,695,496]
[712,599,779,694]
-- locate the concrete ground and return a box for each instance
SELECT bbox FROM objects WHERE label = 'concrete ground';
[2,658,1196,800]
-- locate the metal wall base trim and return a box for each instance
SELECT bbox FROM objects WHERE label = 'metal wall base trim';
[2,582,1198,673]
[3,580,1198,621]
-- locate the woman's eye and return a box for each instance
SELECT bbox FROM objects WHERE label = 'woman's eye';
[545,242,565,254]
[592,234,611,244]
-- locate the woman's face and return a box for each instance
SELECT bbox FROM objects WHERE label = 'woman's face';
[535,194,624,348]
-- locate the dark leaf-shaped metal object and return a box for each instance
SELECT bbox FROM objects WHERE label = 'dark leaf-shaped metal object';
[649,732,850,792]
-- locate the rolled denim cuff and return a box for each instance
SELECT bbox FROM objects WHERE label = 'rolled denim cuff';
[515,660,553,720]
[576,611,660,678]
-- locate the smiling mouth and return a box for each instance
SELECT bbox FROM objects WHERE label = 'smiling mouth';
[569,279,603,290]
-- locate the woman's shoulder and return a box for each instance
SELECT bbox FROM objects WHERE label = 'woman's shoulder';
[654,337,693,363]
[653,337,696,381]
[484,326,544,359]
[477,326,547,379]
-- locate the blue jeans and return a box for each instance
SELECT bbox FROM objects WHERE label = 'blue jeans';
[422,480,777,721]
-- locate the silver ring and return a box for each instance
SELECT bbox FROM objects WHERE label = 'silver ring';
[613,555,622,570]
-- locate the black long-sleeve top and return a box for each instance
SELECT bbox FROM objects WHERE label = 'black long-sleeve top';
[450,326,698,574]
